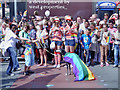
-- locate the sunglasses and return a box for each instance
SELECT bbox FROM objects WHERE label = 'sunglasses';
[66,20,71,23]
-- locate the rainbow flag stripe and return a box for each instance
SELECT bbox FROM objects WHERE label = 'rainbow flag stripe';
[64,53,95,81]
[35,41,40,47]
[71,33,77,38]
[90,32,94,38]
[106,36,111,43]
[26,42,32,48]
[41,37,45,43]
[24,48,32,55]
[23,10,27,17]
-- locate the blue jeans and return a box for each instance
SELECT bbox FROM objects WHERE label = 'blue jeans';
[107,43,113,61]
[6,47,20,75]
[114,44,120,66]
[81,48,90,65]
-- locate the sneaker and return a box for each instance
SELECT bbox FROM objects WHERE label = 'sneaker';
[56,64,60,68]
[118,65,120,68]
[105,62,109,66]
[27,70,34,74]
[24,71,29,75]
[13,68,21,71]
[113,65,118,68]
[53,65,57,68]
[100,63,104,67]
[8,73,15,76]
[70,64,73,68]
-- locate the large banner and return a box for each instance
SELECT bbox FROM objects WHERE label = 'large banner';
[27,0,92,19]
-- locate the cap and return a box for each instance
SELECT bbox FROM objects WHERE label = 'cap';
[65,15,72,21]
[54,17,60,22]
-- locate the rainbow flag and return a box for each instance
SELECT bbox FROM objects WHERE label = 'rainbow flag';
[24,48,32,55]
[64,53,95,81]
[23,10,27,17]
[106,36,111,43]
[71,33,77,39]
[41,37,45,43]
[26,42,32,48]
[35,41,40,47]
[90,32,94,38]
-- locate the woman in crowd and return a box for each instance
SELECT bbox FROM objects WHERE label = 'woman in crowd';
[49,17,63,68]
[64,15,78,53]
[36,22,48,67]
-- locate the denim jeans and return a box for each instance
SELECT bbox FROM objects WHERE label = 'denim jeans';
[107,43,113,61]
[6,47,20,75]
[114,44,120,66]
[81,48,90,65]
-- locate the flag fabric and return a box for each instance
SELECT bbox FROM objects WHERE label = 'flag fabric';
[64,53,95,81]
[41,37,45,43]
[106,36,111,43]
[24,48,32,55]
[90,32,94,38]
[26,42,32,48]
[71,33,77,38]
[35,41,40,47]
[23,10,27,17]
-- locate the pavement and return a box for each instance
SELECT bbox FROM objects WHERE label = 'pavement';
[0,60,119,89]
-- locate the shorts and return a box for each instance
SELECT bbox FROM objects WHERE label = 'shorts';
[65,39,75,46]
[55,41,62,46]
[36,40,48,49]
[25,48,34,67]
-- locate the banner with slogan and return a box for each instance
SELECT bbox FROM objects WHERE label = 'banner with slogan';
[27,0,92,20]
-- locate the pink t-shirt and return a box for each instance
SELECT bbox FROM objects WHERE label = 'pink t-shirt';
[108,28,117,43]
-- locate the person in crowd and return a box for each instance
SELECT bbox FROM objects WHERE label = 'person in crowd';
[100,24,111,67]
[0,19,3,43]
[64,15,77,53]
[89,23,98,66]
[80,29,91,65]
[107,20,118,63]
[20,24,35,75]
[2,23,22,76]
[36,22,48,67]
[103,13,109,22]
[12,17,17,26]
[113,24,120,67]
[49,17,63,68]
[29,23,37,63]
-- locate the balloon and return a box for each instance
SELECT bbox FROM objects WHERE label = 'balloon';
[45,10,50,17]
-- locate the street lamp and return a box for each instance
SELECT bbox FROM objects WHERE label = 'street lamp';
[14,0,17,21]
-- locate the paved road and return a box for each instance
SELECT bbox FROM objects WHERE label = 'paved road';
[0,60,119,89]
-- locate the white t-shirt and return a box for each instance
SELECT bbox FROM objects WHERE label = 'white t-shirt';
[101,31,109,45]
[0,28,18,56]
[114,30,120,45]
[36,29,48,39]
[4,28,17,49]
[79,22,86,33]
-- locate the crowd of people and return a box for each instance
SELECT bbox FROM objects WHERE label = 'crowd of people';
[0,11,120,76]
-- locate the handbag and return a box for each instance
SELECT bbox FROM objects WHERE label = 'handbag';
[50,41,55,49]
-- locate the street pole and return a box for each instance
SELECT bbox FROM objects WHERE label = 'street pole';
[14,0,17,21]
[2,3,5,19]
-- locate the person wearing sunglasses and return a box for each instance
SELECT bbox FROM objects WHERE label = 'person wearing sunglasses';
[49,17,63,68]
[64,15,78,53]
